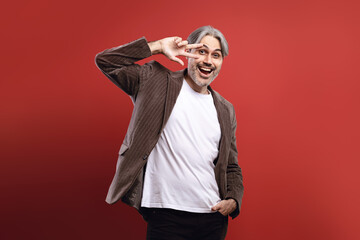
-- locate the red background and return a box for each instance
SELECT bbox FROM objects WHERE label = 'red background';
[1,0,360,239]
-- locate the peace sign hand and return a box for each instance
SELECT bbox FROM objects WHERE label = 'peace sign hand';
[149,37,203,66]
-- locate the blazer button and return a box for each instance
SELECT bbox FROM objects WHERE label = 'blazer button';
[142,154,148,160]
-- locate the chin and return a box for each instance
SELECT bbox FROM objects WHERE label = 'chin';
[194,78,212,88]
[196,74,216,85]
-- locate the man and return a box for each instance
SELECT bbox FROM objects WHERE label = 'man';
[95,26,244,240]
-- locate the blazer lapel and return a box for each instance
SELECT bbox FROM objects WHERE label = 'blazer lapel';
[159,69,185,133]
[208,86,231,166]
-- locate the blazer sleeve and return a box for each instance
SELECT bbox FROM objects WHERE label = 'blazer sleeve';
[226,106,244,219]
[94,37,153,99]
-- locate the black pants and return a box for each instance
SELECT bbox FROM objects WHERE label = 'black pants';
[141,208,228,240]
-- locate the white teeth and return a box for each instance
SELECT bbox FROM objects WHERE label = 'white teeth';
[200,67,212,72]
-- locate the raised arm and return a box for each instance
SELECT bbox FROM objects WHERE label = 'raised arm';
[95,37,203,98]
[95,37,151,97]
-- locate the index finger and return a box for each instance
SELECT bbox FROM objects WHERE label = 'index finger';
[185,43,204,50]
[180,52,199,59]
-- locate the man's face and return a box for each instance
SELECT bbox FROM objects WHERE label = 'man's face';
[187,35,223,88]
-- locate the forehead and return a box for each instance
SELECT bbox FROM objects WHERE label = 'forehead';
[199,35,221,52]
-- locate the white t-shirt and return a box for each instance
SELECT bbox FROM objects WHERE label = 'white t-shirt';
[141,79,221,213]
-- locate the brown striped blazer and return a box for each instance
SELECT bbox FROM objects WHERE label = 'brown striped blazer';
[95,37,244,218]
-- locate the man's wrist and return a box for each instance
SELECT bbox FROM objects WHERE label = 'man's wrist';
[148,40,162,55]
[225,198,237,210]
[227,198,236,207]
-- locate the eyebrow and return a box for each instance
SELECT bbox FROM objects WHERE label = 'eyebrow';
[202,44,222,53]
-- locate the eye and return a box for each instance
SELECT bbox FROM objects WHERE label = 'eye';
[213,53,221,59]
[198,49,206,55]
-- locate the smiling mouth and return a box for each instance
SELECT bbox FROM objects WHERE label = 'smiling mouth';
[198,66,214,76]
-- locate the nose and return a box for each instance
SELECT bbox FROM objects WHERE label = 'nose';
[203,54,213,66]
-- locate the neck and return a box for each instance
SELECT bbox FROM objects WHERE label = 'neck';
[184,73,209,95]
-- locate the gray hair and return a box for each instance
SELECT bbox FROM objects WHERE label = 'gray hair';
[187,26,229,57]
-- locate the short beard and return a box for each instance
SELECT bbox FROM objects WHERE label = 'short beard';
[188,65,220,88]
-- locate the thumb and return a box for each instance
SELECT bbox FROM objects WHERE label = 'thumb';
[211,203,221,211]
[169,56,184,66]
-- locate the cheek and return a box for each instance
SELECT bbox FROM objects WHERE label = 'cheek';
[189,60,199,69]
[215,61,223,70]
